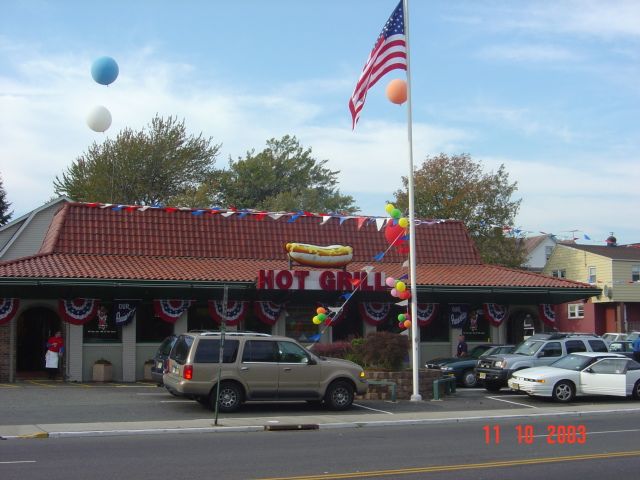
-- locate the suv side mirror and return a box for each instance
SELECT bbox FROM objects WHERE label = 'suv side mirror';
[306,356,317,365]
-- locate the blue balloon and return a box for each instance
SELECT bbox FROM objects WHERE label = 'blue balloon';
[91,56,119,85]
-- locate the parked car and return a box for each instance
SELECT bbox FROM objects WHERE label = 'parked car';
[426,344,515,388]
[626,331,640,343]
[163,331,368,412]
[151,334,177,385]
[475,333,608,392]
[508,352,640,402]
[602,332,627,344]
[608,340,635,358]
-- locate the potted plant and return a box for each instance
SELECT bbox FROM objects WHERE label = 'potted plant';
[92,358,113,382]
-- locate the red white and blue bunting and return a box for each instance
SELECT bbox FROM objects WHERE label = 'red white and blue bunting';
[254,301,285,326]
[59,299,100,325]
[483,303,509,327]
[417,303,439,327]
[153,299,193,324]
[0,298,20,326]
[208,300,249,327]
[358,302,391,326]
[539,304,556,327]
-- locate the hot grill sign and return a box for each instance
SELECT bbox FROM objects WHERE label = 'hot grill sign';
[258,270,386,292]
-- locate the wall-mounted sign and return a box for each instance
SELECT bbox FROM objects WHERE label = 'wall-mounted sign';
[257,270,386,292]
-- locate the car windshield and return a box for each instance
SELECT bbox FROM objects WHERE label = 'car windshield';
[469,346,489,359]
[513,340,544,356]
[602,334,616,342]
[550,354,595,371]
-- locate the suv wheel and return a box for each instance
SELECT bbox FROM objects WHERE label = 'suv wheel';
[552,380,575,403]
[484,381,502,393]
[461,370,477,388]
[211,382,243,412]
[325,380,354,410]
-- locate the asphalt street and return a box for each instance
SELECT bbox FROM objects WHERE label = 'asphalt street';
[2,413,639,480]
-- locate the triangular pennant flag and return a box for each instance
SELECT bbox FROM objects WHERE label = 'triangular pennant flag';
[373,252,385,261]
[138,205,151,211]
[238,212,249,218]
[112,205,125,211]
[395,300,408,307]
[191,210,204,216]
[350,278,361,287]
[402,260,409,268]
[221,211,235,218]
[356,217,367,229]
[340,293,353,301]
[100,203,113,209]
[328,307,342,313]
[339,216,348,225]
[361,265,374,273]
[254,212,268,220]
[321,215,332,225]
[398,273,409,280]
[268,213,285,221]
[375,218,386,231]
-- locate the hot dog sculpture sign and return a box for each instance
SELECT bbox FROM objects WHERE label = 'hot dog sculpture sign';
[285,243,353,268]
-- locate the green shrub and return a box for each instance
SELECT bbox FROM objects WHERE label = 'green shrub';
[361,332,409,371]
[310,341,352,359]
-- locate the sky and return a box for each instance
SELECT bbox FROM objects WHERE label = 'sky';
[0,0,638,245]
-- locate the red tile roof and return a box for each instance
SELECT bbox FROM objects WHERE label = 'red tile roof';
[0,202,596,291]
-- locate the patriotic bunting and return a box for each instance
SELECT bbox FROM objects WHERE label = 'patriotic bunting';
[59,298,100,325]
[358,302,391,326]
[208,300,249,327]
[539,304,556,327]
[0,298,20,325]
[417,303,439,327]
[483,303,509,327]
[254,301,285,326]
[153,299,193,324]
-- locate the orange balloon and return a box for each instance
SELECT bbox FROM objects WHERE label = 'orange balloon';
[403,319,412,328]
[386,79,407,105]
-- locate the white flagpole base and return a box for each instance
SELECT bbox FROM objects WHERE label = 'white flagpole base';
[410,393,423,402]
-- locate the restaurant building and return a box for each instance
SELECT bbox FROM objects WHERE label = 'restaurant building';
[0,201,600,382]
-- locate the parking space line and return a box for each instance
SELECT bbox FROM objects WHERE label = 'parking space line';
[0,383,20,388]
[160,400,195,403]
[487,395,537,408]
[25,380,55,388]
[0,461,36,465]
[352,403,394,415]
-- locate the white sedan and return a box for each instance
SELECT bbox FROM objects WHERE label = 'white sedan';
[507,352,640,402]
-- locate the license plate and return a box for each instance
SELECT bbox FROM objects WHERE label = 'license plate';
[157,361,163,369]
[479,372,486,379]
[511,383,519,390]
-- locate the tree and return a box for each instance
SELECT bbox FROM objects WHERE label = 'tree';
[212,135,357,213]
[54,115,221,206]
[0,173,12,226]
[394,153,526,267]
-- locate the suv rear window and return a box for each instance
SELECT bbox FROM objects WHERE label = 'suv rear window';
[170,335,194,365]
[588,339,608,352]
[194,339,239,363]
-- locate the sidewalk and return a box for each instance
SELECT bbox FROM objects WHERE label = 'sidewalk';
[4,402,640,440]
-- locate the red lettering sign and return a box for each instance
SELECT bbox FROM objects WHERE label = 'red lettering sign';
[275,270,293,289]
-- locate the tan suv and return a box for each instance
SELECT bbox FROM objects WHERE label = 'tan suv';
[163,331,368,412]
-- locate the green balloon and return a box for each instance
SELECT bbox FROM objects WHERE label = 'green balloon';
[398,313,406,322]
[391,208,402,219]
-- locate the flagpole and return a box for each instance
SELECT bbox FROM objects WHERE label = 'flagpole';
[402,0,421,401]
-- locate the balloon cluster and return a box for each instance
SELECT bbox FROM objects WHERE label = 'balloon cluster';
[312,307,331,326]
[87,56,119,133]
[386,276,412,330]
[383,203,410,255]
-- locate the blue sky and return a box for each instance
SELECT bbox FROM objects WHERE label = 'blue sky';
[1,0,638,244]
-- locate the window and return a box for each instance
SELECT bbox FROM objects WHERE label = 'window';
[194,339,239,363]
[552,269,566,278]
[170,335,194,365]
[83,304,122,343]
[462,307,490,342]
[545,246,554,260]
[588,266,596,284]
[136,303,174,342]
[419,309,450,342]
[632,265,640,282]
[565,340,587,354]
[588,340,608,352]
[242,340,278,363]
[539,342,562,357]
[589,358,627,375]
[567,304,584,319]
[278,341,310,363]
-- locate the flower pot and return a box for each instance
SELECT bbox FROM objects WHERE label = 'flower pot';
[92,363,113,382]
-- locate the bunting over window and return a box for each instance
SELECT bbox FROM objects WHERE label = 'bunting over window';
[539,304,556,327]
[0,298,20,325]
[417,303,438,327]
[254,301,285,326]
[153,299,193,324]
[483,303,509,327]
[208,300,249,327]
[358,302,391,326]
[59,299,100,325]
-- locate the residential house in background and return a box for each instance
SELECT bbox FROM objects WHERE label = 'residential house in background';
[520,234,559,272]
[543,236,640,334]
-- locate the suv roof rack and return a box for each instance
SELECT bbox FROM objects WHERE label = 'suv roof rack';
[547,332,598,340]
[197,331,271,337]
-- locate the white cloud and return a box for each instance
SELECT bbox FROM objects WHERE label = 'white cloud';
[478,44,582,63]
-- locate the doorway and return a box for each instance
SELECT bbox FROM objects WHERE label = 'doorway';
[507,309,543,345]
[17,307,61,375]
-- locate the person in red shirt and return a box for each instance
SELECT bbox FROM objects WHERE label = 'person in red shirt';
[45,331,64,380]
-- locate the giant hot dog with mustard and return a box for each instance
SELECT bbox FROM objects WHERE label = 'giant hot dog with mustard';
[285,243,353,268]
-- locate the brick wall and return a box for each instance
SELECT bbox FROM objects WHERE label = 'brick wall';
[358,369,443,401]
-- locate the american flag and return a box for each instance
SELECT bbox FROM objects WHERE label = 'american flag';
[349,1,407,129]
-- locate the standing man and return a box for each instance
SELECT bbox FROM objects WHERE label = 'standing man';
[632,335,640,363]
[45,331,64,380]
[457,334,468,358]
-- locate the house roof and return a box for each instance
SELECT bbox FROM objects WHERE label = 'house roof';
[0,202,600,303]
[520,234,552,254]
[560,244,640,261]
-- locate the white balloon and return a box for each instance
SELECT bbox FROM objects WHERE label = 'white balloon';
[86,105,112,132]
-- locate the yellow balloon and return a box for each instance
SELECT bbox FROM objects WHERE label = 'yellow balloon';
[396,281,406,292]
[385,203,395,214]
[312,316,322,325]
[398,217,409,228]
